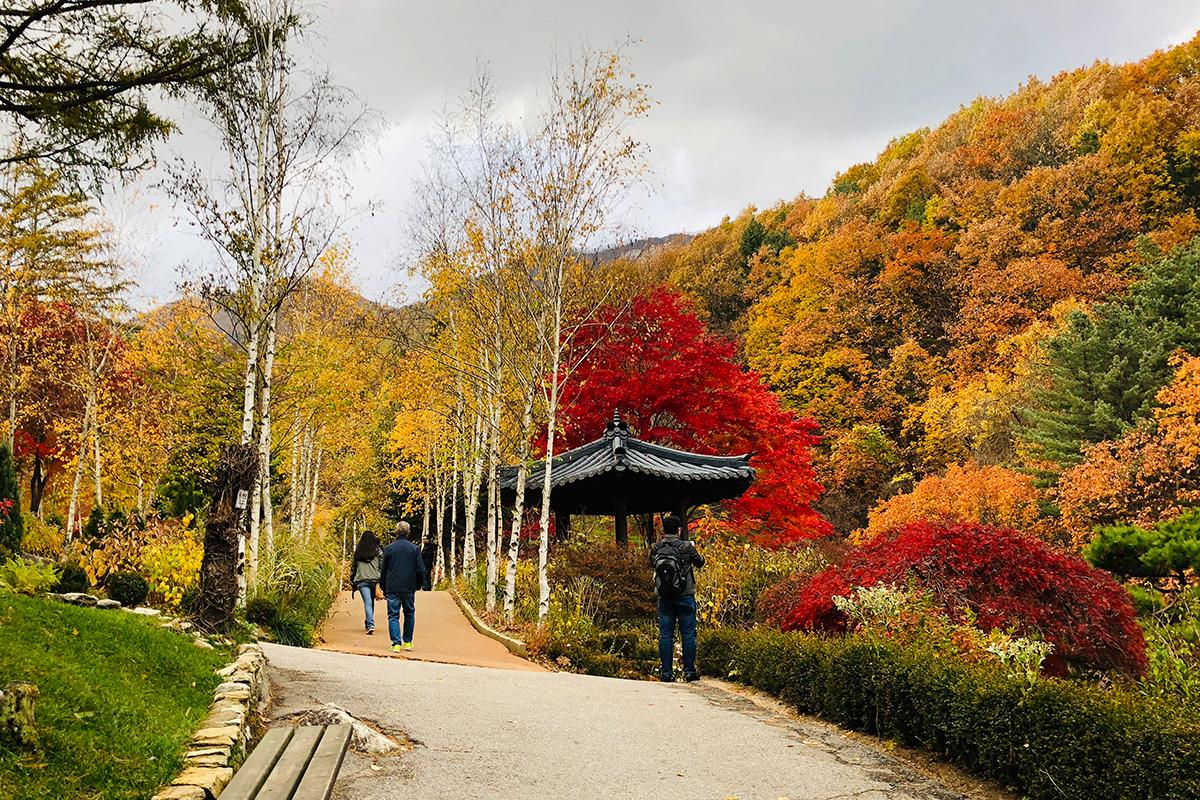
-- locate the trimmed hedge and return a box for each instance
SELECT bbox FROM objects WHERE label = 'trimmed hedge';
[699,628,1200,800]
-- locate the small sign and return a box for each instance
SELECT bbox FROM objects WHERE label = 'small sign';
[235,489,249,510]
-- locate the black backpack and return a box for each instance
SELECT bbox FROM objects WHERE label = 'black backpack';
[653,541,687,598]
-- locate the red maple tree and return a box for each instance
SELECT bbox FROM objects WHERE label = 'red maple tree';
[556,287,832,545]
[780,519,1147,676]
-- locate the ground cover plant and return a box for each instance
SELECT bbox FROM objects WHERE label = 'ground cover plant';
[0,593,227,800]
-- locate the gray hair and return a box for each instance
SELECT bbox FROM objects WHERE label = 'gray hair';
[395,521,412,539]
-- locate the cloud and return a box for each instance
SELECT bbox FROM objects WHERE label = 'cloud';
[113,0,1200,305]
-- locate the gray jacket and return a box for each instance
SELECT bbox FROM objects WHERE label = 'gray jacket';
[351,553,382,585]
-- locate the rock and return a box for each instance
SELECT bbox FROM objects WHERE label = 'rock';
[301,704,401,755]
[96,599,121,609]
[60,593,98,606]
[193,637,215,650]
[129,606,161,616]
[173,765,232,796]
[202,707,244,729]
[221,670,254,685]
[214,687,251,703]
[237,643,263,656]
[151,786,207,800]
[191,726,239,747]
[185,746,229,759]
[185,752,228,768]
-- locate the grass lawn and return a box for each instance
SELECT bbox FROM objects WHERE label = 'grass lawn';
[0,594,229,800]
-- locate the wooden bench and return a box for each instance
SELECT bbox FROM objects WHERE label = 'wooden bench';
[221,724,352,800]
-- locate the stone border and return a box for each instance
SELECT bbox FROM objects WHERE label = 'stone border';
[449,589,528,658]
[151,643,270,800]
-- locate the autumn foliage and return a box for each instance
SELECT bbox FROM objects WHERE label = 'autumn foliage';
[857,461,1048,543]
[556,287,831,545]
[1057,354,1200,546]
[780,520,1147,676]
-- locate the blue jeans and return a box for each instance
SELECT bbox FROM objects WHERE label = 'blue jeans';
[355,582,377,630]
[386,592,416,646]
[658,594,698,679]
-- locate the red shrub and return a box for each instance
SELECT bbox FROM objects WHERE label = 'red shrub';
[780,520,1147,676]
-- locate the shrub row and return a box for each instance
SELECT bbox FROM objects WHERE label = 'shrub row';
[699,627,1200,800]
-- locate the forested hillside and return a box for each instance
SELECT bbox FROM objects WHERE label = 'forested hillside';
[642,32,1200,535]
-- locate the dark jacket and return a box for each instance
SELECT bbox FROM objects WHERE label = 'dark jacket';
[381,538,427,595]
[649,535,705,597]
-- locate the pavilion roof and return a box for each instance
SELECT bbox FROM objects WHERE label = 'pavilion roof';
[499,412,754,515]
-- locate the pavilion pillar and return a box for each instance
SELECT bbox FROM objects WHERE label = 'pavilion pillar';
[677,498,690,539]
[614,499,628,547]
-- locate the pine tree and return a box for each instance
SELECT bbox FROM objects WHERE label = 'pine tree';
[0,442,23,557]
[1020,238,1200,473]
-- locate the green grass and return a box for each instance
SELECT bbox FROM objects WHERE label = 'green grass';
[0,594,229,800]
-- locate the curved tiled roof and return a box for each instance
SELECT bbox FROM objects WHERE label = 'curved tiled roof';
[500,413,754,493]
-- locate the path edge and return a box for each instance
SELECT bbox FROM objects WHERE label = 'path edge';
[449,589,529,658]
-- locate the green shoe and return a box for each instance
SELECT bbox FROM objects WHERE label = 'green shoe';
[391,644,403,653]
[402,642,413,651]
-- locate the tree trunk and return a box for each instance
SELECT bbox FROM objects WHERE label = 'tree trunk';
[91,385,102,509]
[251,310,278,577]
[197,443,258,630]
[288,408,300,532]
[504,390,535,623]
[536,286,564,621]
[484,396,500,612]
[65,396,93,539]
[463,413,483,572]
[28,451,43,516]
[306,444,321,540]
[0,681,39,752]
[239,328,260,446]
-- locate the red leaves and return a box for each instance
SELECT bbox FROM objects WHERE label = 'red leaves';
[557,287,832,545]
[780,520,1148,676]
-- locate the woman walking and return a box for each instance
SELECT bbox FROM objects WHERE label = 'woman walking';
[350,530,383,634]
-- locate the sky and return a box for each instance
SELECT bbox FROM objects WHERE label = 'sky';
[118,0,1200,308]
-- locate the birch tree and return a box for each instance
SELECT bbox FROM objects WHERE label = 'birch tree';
[521,48,650,620]
[174,0,365,586]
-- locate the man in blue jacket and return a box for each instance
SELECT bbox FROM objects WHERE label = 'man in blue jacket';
[380,521,427,653]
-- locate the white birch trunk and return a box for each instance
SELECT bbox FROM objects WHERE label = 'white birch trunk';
[251,310,278,575]
[307,444,322,540]
[65,400,93,539]
[503,390,535,623]
[90,385,102,509]
[484,394,500,612]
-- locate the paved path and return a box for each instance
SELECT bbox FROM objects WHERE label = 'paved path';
[266,643,964,800]
[317,589,544,672]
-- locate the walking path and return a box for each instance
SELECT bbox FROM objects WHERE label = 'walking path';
[317,589,544,672]
[266,644,965,800]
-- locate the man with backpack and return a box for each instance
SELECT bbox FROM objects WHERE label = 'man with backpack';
[650,513,706,682]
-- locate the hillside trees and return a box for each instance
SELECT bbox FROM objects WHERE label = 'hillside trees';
[647,32,1200,532]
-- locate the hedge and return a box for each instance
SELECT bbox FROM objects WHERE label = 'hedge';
[699,628,1200,800]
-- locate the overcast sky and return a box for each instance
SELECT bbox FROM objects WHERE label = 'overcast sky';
[118,0,1200,308]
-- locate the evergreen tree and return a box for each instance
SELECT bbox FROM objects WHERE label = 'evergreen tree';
[0,443,23,557]
[1020,238,1200,471]
[1088,509,1200,589]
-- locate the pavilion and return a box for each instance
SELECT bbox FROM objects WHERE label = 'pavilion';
[500,412,755,545]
